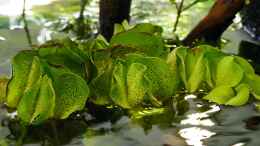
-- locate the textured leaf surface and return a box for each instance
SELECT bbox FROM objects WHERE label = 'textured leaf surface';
[216,56,244,87]
[126,63,148,107]
[49,67,90,119]
[90,65,113,105]
[110,31,167,58]
[126,54,178,100]
[110,61,129,108]
[7,51,37,108]
[17,77,42,124]
[31,75,55,124]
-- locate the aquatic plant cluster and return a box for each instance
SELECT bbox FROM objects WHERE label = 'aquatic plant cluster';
[1,23,260,125]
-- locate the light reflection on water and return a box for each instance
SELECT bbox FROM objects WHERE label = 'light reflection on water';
[179,127,215,146]
[178,95,220,146]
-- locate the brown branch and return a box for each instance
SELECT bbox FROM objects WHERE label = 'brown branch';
[183,0,245,46]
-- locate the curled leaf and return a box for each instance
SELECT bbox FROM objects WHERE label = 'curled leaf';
[126,54,178,100]
[17,75,56,125]
[17,77,42,124]
[7,51,38,108]
[203,86,235,104]
[234,56,254,75]
[187,54,205,92]
[174,47,188,88]
[225,84,250,106]
[110,61,149,108]
[216,56,244,87]
[110,61,129,108]
[32,75,55,124]
[244,74,260,100]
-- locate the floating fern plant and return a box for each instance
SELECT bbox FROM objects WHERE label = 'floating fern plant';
[1,23,260,125]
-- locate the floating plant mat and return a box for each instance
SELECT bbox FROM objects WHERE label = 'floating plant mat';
[1,23,260,146]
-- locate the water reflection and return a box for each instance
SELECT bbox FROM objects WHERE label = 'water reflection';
[177,95,220,146]
[180,105,219,126]
[179,127,215,146]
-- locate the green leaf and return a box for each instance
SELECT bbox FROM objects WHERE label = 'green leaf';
[202,45,226,85]
[204,59,214,88]
[110,61,129,108]
[114,23,125,35]
[89,65,113,105]
[234,56,255,75]
[166,49,180,90]
[38,46,87,77]
[185,48,201,78]
[17,77,42,124]
[126,54,178,100]
[203,86,235,104]
[49,67,90,119]
[17,75,56,125]
[6,51,38,108]
[187,54,205,92]
[24,57,43,92]
[225,84,250,106]
[216,56,244,87]
[110,31,167,58]
[0,78,9,104]
[126,63,149,107]
[122,20,131,30]
[31,75,55,124]
[172,47,188,88]
[244,74,260,100]
[129,23,163,35]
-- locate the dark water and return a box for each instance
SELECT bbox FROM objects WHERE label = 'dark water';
[1,95,260,146]
[1,1,260,146]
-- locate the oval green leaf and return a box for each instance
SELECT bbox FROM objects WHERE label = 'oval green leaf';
[216,56,244,87]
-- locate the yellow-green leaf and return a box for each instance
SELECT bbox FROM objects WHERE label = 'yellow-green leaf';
[187,54,205,92]
[216,56,244,87]
[225,84,250,106]
[244,74,260,100]
[110,61,129,108]
[31,75,55,124]
[127,63,148,107]
[203,86,235,104]
[7,51,38,108]
[0,78,9,104]
[17,77,42,124]
[52,71,90,119]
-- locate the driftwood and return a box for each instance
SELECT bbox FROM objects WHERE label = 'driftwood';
[183,0,245,46]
